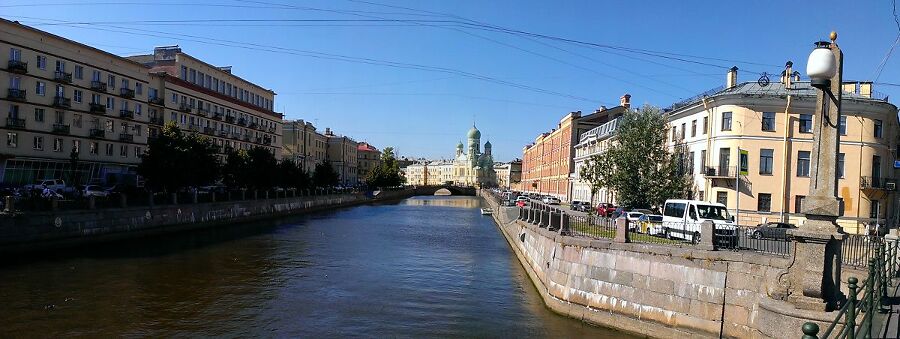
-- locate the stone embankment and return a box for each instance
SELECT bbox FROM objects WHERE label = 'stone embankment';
[480,191,842,338]
[0,187,445,253]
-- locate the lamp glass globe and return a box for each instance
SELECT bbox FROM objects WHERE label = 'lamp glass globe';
[806,47,836,80]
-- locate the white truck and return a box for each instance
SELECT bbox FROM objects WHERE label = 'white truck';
[660,199,738,244]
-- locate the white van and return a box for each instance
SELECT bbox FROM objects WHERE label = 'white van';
[661,199,738,243]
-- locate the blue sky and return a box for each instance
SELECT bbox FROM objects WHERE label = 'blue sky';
[4,0,899,161]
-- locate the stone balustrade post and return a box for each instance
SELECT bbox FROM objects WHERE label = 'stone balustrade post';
[697,220,716,251]
[265,190,270,200]
[560,213,570,235]
[614,217,629,243]
[253,190,258,200]
[549,209,560,231]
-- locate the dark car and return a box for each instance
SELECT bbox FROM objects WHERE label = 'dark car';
[750,222,797,240]
[571,201,591,212]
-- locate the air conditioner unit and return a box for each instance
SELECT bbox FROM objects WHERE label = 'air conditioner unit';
[886,182,897,191]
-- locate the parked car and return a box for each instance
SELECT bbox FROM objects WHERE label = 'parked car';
[542,196,561,205]
[749,222,796,240]
[638,214,664,234]
[570,201,591,212]
[625,211,644,231]
[515,195,529,202]
[24,179,74,194]
[516,200,526,208]
[596,203,616,217]
[82,185,110,198]
[661,199,737,243]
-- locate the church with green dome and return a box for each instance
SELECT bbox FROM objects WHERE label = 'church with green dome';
[452,124,496,187]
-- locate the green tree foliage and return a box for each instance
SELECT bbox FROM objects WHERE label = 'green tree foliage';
[138,122,221,191]
[580,105,692,209]
[365,146,404,188]
[312,161,339,187]
[277,159,310,189]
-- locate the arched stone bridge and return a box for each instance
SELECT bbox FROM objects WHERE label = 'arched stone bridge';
[413,186,477,196]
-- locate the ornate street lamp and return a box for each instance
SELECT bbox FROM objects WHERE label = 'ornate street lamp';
[806,40,837,90]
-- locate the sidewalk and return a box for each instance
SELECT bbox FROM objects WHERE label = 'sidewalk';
[877,282,900,339]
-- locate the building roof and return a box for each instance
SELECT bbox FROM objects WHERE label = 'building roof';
[665,81,892,113]
[357,142,379,153]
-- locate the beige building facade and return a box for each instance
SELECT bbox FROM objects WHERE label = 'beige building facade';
[666,66,899,233]
[494,160,522,189]
[571,116,623,204]
[282,119,327,174]
[325,128,358,186]
[1,19,152,185]
[357,142,381,184]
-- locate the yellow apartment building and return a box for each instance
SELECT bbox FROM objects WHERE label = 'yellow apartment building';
[282,119,328,174]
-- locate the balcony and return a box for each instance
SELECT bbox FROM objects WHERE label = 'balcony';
[178,103,192,113]
[203,127,216,134]
[119,109,134,119]
[119,133,134,142]
[236,118,247,126]
[90,81,108,92]
[861,176,896,190]
[218,130,228,137]
[89,103,106,114]
[54,71,73,83]
[225,116,235,123]
[6,88,26,101]
[7,60,27,74]
[703,166,738,179]
[248,122,259,129]
[119,88,135,98]
[263,136,272,145]
[267,126,276,133]
[254,137,262,144]
[196,107,209,117]
[188,124,200,132]
[148,96,165,106]
[89,129,105,139]
[6,117,25,129]
[149,116,164,126]
[211,113,223,120]
[52,123,70,135]
[53,96,71,108]
[243,134,251,141]
[231,132,241,139]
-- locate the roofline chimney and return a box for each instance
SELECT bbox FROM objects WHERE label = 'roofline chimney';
[726,66,738,88]
[620,94,631,109]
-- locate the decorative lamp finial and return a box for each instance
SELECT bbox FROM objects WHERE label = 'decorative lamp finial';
[829,31,837,43]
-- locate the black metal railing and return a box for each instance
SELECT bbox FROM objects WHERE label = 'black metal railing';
[89,103,106,113]
[566,214,616,239]
[203,127,216,134]
[149,116,164,125]
[7,88,26,101]
[842,234,883,268]
[236,118,247,126]
[6,117,25,129]
[53,96,71,108]
[119,109,134,119]
[119,88,135,98]
[119,133,134,142]
[178,103,192,112]
[89,129,105,138]
[54,71,72,83]
[225,116,235,123]
[91,81,108,92]
[725,225,792,256]
[860,176,895,190]
[212,113,223,120]
[196,107,209,116]
[7,60,27,73]
[148,96,164,106]
[703,166,738,178]
[52,124,70,135]
[249,122,258,129]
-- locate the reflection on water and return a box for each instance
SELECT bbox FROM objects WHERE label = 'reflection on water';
[0,196,634,338]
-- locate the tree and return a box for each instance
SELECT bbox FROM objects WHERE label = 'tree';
[580,104,691,210]
[312,161,339,187]
[138,122,221,191]
[365,146,404,188]
[277,159,310,190]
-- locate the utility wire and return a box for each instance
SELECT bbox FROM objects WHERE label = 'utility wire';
[871,0,900,82]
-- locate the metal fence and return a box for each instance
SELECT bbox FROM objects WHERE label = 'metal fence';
[842,234,883,268]
[568,215,615,239]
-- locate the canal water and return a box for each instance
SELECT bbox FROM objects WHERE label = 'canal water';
[0,196,635,337]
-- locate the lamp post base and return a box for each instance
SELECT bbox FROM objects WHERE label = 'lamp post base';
[786,218,846,311]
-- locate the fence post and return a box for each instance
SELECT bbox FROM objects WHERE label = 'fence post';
[878,245,888,313]
[549,209,560,231]
[698,220,716,251]
[846,276,857,339]
[867,257,876,330]
[560,213,570,236]
[801,322,819,339]
[615,217,629,243]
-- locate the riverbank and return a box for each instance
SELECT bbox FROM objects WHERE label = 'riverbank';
[0,187,449,254]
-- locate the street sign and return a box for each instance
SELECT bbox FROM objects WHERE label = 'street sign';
[894,160,900,169]
[739,150,749,176]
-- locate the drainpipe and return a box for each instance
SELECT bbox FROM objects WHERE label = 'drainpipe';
[856,116,865,234]
[780,95,792,223]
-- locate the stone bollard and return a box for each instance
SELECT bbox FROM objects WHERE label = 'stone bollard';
[614,217,630,243]
[5,196,14,212]
[88,195,96,210]
[119,193,127,208]
[697,220,716,251]
[560,213,570,235]
[549,209,560,231]
[171,193,178,205]
[540,210,549,228]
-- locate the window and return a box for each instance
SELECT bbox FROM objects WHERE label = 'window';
[189,69,196,83]
[73,89,83,103]
[36,55,46,69]
[92,70,101,82]
[90,141,98,155]
[691,120,697,137]
[837,153,845,178]
[180,66,188,80]
[799,114,812,133]
[55,60,65,72]
[874,119,883,138]
[762,112,775,131]
[758,193,771,212]
[795,195,805,213]
[134,146,142,157]
[871,200,881,219]
[55,84,64,97]
[34,108,45,122]
[716,192,728,206]
[106,97,115,110]
[681,123,686,139]
[671,126,677,142]
[73,114,82,128]
[721,112,732,131]
[73,140,80,153]
[759,149,774,174]
[53,138,63,152]
[33,136,43,150]
[135,83,143,95]
[120,145,127,157]
[839,116,847,135]
[171,92,178,103]
[136,104,142,115]
[6,132,17,148]
[700,150,706,171]
[121,78,129,89]
[9,48,21,61]
[107,74,115,89]
[55,111,64,124]
[688,151,695,174]
[91,93,101,104]
[873,155,882,181]
[134,125,142,136]
[74,65,83,79]
[105,143,113,156]
[105,120,114,132]
[797,151,811,177]
[35,81,46,96]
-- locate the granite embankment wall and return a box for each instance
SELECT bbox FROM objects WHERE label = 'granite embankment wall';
[0,188,439,253]
[481,193,841,338]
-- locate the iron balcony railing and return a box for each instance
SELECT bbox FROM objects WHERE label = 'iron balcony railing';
[148,96,164,106]
[248,122,258,129]
[703,166,738,178]
[243,134,251,141]
[178,103,192,112]
[218,130,228,137]
[89,129,105,138]
[149,116,164,125]
[860,176,895,190]
[6,117,25,129]
[188,124,200,132]
[203,127,216,134]
[225,116,235,123]
[119,88,135,98]
[119,109,134,119]
[6,88,26,101]
[90,81,108,92]
[236,118,247,126]
[267,126,275,133]
[54,71,73,83]
[196,107,210,116]
[119,133,134,142]
[211,113,223,120]
[7,60,27,73]
[52,123,70,135]
[89,103,106,114]
[53,96,71,108]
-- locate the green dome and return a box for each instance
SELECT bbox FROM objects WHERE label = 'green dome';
[457,141,464,149]
[467,125,481,139]
[484,140,492,148]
